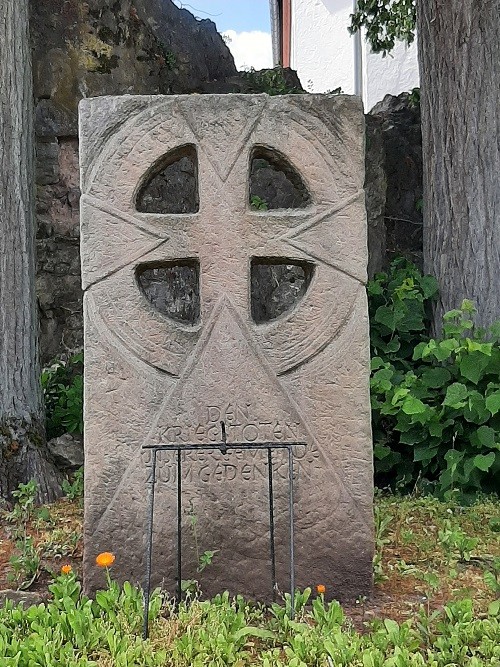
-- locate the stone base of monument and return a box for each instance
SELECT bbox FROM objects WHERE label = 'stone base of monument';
[79,93,374,602]
[141,425,305,637]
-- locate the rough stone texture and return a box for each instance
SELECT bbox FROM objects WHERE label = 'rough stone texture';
[80,94,374,599]
[364,115,387,278]
[0,590,44,607]
[36,138,83,364]
[47,433,84,470]
[251,260,314,324]
[30,0,236,114]
[137,153,198,214]
[370,93,423,267]
[250,153,311,210]
[31,0,237,364]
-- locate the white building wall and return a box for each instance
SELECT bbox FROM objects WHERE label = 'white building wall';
[290,0,419,110]
[291,0,355,94]
[363,40,420,111]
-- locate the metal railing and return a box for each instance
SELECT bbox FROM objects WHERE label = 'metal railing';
[141,421,304,638]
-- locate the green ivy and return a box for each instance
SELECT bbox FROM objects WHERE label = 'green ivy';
[368,258,438,371]
[369,263,500,499]
[41,353,84,440]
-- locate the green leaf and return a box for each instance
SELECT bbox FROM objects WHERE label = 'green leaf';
[443,383,469,408]
[460,351,491,384]
[475,426,496,448]
[374,305,396,331]
[367,281,384,296]
[444,449,464,468]
[414,445,438,462]
[489,321,500,342]
[402,396,426,415]
[384,339,401,353]
[486,391,500,416]
[473,453,495,471]
[384,618,399,635]
[233,626,275,641]
[400,429,425,445]
[420,275,438,299]
[429,421,446,437]
[436,338,460,360]
[464,392,491,424]
[374,444,392,460]
[420,367,452,388]
[488,600,500,616]
[371,356,386,371]
[412,342,427,360]
[461,299,476,313]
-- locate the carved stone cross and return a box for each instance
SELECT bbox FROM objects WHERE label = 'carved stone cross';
[80,94,374,599]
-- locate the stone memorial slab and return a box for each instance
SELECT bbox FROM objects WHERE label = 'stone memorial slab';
[79,94,374,598]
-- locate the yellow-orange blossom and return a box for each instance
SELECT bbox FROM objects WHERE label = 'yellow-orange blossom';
[61,564,72,575]
[316,584,326,594]
[96,552,115,567]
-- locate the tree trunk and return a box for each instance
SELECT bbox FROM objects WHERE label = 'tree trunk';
[418,0,500,331]
[0,0,62,502]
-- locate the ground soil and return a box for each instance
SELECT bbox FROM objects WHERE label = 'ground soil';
[0,495,498,631]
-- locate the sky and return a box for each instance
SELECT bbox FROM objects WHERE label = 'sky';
[171,0,274,70]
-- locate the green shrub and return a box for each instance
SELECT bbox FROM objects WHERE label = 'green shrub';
[368,258,438,371]
[240,66,301,95]
[41,353,83,440]
[369,262,500,498]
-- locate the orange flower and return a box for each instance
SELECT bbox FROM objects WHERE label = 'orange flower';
[61,564,72,575]
[316,584,326,595]
[96,552,115,568]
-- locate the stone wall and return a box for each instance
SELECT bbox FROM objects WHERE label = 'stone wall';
[370,92,423,268]
[32,0,237,364]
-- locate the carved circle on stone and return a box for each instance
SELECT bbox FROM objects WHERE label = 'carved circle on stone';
[82,96,365,376]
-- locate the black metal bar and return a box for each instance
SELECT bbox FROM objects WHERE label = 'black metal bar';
[267,447,276,601]
[220,421,228,454]
[142,442,305,452]
[143,448,157,640]
[177,448,182,604]
[288,446,295,619]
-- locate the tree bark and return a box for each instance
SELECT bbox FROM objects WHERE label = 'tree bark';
[0,0,62,502]
[418,0,500,331]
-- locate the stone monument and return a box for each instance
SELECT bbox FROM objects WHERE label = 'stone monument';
[79,94,374,598]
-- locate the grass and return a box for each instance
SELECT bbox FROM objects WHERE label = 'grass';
[372,495,499,619]
[0,493,499,665]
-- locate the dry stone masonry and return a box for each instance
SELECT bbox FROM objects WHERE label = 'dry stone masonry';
[80,94,374,598]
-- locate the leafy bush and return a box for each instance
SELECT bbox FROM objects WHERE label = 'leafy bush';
[240,66,301,95]
[41,353,83,440]
[368,258,438,371]
[369,262,500,498]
